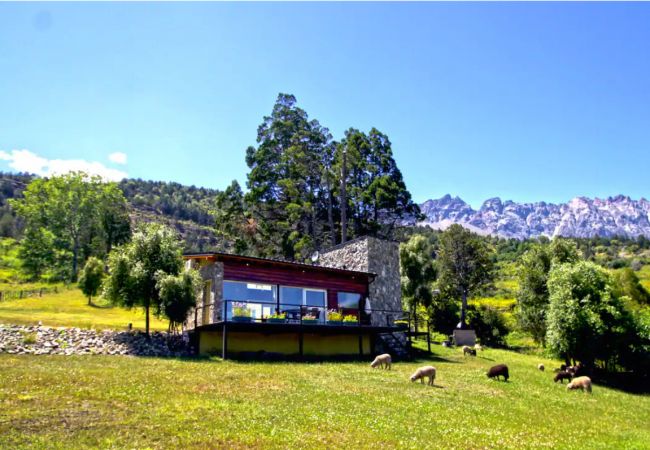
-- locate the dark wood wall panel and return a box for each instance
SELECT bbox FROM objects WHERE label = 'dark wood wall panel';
[223,260,370,310]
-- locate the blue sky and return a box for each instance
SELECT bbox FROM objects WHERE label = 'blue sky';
[1,2,649,208]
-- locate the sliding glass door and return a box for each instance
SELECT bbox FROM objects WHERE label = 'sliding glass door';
[279,286,327,322]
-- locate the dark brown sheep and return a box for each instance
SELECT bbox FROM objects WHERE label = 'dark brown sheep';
[554,371,573,384]
[487,364,509,381]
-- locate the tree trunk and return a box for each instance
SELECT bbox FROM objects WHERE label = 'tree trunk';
[340,150,347,243]
[460,289,468,328]
[72,240,79,280]
[326,179,335,246]
[88,296,91,306]
[145,302,150,337]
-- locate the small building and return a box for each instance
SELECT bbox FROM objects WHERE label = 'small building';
[184,236,408,359]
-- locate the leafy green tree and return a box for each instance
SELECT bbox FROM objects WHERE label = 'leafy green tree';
[214,180,253,254]
[516,245,552,345]
[335,128,420,239]
[546,261,637,367]
[515,238,582,346]
[78,256,104,305]
[157,270,202,333]
[467,304,509,347]
[549,238,581,265]
[103,223,183,335]
[437,224,494,328]
[244,93,332,260]
[400,235,436,319]
[611,267,650,306]
[11,172,130,280]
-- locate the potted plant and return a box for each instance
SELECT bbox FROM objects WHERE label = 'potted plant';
[232,302,252,323]
[327,310,343,325]
[302,313,319,325]
[342,314,358,326]
[267,312,287,324]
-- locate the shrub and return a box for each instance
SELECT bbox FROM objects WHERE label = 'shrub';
[467,305,509,347]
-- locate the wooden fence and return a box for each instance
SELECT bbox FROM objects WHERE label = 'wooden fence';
[0,286,66,302]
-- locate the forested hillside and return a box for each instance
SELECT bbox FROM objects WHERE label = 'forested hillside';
[0,172,219,252]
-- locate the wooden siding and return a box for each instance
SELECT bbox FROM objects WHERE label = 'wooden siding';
[222,259,369,310]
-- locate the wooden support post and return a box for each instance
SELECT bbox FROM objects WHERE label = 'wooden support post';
[222,324,228,360]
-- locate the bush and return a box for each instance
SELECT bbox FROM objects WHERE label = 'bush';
[429,300,460,336]
[466,305,509,347]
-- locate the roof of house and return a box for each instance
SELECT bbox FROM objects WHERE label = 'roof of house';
[183,252,377,279]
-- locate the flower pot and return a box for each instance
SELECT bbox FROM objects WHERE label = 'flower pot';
[342,321,358,326]
[267,318,286,324]
[302,319,319,325]
[232,316,252,323]
[327,320,343,326]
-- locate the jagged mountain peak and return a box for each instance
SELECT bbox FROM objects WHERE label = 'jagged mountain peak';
[417,195,650,239]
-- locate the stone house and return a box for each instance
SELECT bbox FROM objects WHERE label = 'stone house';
[184,236,407,359]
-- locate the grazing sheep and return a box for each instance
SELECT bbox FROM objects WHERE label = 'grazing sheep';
[474,344,483,352]
[487,364,509,381]
[554,371,573,384]
[410,366,436,386]
[463,345,476,357]
[370,353,392,370]
[567,376,592,393]
[538,364,545,372]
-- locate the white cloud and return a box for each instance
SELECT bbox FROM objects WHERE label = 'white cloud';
[0,149,128,182]
[108,152,127,165]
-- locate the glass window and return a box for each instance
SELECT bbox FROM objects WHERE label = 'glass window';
[279,286,326,322]
[223,281,276,320]
[337,292,361,309]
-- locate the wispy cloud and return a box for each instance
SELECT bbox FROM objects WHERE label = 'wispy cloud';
[0,149,128,182]
[108,152,127,165]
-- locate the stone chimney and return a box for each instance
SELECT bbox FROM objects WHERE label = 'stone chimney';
[319,236,401,325]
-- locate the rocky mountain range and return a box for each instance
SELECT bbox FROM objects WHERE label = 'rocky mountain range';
[417,195,650,240]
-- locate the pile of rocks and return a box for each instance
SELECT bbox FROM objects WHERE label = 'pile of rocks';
[0,324,193,357]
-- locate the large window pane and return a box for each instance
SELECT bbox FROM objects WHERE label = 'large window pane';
[338,292,361,309]
[223,281,276,320]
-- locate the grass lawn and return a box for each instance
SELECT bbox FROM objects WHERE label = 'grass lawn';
[0,288,167,331]
[1,348,648,449]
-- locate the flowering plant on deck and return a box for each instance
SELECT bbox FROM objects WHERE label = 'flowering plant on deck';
[327,310,343,322]
[268,312,286,320]
[343,314,358,323]
[302,314,318,321]
[232,302,251,318]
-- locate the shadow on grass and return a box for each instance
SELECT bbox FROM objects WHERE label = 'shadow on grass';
[87,302,114,310]
[592,370,650,395]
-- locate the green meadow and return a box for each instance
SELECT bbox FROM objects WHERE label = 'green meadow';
[1,347,648,449]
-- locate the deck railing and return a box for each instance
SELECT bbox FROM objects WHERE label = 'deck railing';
[191,299,412,329]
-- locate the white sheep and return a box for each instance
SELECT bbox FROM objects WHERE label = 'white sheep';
[474,344,483,352]
[410,366,436,386]
[538,363,545,372]
[567,376,592,394]
[370,353,392,370]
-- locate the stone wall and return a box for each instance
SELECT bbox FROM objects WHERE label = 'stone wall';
[185,259,224,329]
[320,236,402,326]
[0,324,192,357]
